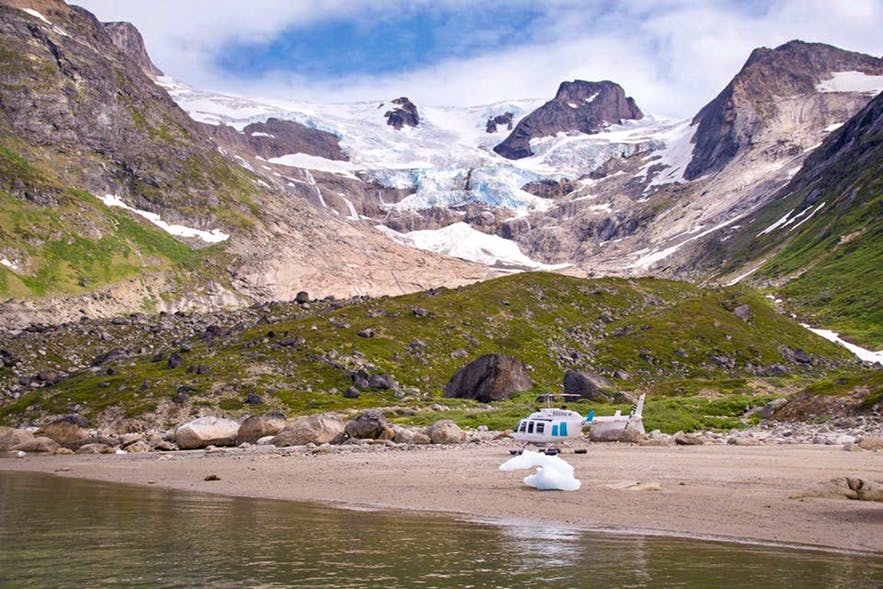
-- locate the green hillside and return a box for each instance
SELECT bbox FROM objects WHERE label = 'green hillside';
[0,273,859,433]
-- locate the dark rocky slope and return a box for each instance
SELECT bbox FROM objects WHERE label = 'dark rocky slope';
[494,80,643,159]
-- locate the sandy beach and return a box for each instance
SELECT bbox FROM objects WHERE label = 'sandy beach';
[2,443,882,554]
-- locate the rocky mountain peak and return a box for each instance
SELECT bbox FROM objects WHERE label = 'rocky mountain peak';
[493,80,643,159]
[384,97,419,129]
[102,21,164,79]
[685,40,883,180]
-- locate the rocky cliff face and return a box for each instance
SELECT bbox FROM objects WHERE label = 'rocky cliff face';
[494,80,643,159]
[685,40,883,180]
[102,21,163,79]
[242,118,347,161]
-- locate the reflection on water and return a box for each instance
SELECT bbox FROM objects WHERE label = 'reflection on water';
[0,472,880,588]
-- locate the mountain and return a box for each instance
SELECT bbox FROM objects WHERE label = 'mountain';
[102,20,163,79]
[493,80,643,159]
[686,40,883,180]
[0,0,489,328]
[696,89,883,348]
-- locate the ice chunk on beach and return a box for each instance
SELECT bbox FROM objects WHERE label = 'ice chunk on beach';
[499,450,581,491]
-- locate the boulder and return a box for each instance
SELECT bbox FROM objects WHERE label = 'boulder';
[0,428,35,451]
[344,410,394,440]
[174,416,240,450]
[35,422,90,448]
[393,426,432,445]
[237,412,286,444]
[733,304,753,322]
[426,419,465,444]
[274,414,345,446]
[761,398,788,419]
[673,432,705,446]
[794,477,883,502]
[858,437,883,451]
[76,443,113,454]
[125,440,152,453]
[13,436,59,454]
[562,369,611,401]
[368,374,394,390]
[444,354,533,402]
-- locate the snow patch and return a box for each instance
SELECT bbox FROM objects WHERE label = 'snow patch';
[21,8,51,25]
[816,71,883,95]
[758,209,795,236]
[1,258,19,271]
[98,194,229,243]
[639,120,696,188]
[378,222,569,271]
[584,93,599,104]
[567,102,579,109]
[249,131,274,138]
[499,450,581,491]
[269,153,359,178]
[802,325,883,365]
[824,122,844,133]
[788,201,825,232]
[628,215,745,270]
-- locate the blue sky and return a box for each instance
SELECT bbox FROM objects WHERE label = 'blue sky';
[77,0,883,117]
[216,4,547,79]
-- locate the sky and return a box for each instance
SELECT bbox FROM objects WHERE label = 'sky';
[76,0,883,118]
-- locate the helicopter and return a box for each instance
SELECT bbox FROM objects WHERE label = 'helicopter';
[510,393,591,455]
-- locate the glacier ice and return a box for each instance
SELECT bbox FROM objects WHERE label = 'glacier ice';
[499,450,581,491]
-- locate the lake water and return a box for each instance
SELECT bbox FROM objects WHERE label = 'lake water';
[0,471,880,588]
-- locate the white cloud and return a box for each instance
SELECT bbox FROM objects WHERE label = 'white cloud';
[77,0,883,118]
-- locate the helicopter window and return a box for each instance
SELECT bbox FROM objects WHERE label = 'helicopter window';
[527,422,534,434]
[517,421,526,432]
[536,422,545,434]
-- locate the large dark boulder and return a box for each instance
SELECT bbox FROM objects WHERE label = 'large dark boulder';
[444,354,533,402]
[562,369,611,401]
[243,118,348,161]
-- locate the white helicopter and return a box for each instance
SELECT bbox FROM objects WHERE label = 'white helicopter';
[511,394,590,455]
[511,392,647,454]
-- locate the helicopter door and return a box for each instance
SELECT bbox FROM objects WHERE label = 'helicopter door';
[559,422,568,437]
[527,422,535,434]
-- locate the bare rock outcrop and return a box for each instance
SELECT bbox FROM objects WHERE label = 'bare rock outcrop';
[274,414,345,446]
[237,412,286,444]
[494,80,642,159]
[102,21,164,78]
[384,97,419,129]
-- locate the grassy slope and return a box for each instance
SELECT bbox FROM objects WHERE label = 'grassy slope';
[0,273,858,433]
[713,96,883,349]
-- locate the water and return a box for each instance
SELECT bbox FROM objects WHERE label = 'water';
[0,471,880,588]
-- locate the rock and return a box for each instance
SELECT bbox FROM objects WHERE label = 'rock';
[52,414,89,428]
[761,398,788,419]
[274,414,345,446]
[357,327,375,338]
[35,422,90,448]
[349,370,371,390]
[673,432,705,445]
[384,97,420,129]
[237,412,286,444]
[444,354,533,403]
[151,440,177,451]
[562,369,611,401]
[174,416,240,450]
[780,346,813,365]
[245,392,263,405]
[412,307,429,317]
[243,118,347,161]
[367,374,394,390]
[426,419,465,444]
[344,410,394,440]
[485,112,514,133]
[12,436,59,454]
[295,291,310,304]
[90,349,128,366]
[125,440,151,453]
[167,352,185,369]
[76,443,112,454]
[0,428,36,450]
[733,304,753,322]
[858,437,883,451]
[794,477,883,502]
[102,21,164,78]
[343,387,360,399]
[393,426,432,445]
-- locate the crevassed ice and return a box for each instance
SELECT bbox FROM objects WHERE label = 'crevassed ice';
[99,195,229,243]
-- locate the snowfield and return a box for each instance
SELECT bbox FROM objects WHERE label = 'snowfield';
[99,194,230,243]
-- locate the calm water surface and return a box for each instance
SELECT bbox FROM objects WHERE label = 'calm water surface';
[0,471,880,588]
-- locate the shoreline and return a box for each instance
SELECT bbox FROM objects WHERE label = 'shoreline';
[2,443,882,555]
